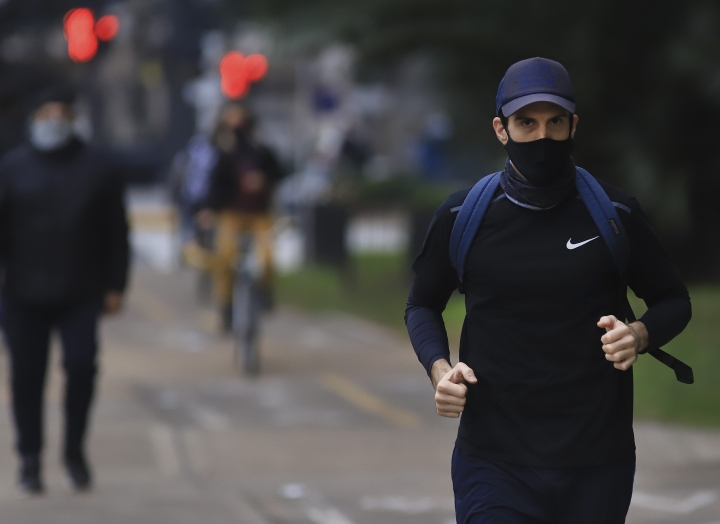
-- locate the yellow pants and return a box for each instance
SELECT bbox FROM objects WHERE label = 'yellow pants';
[184,212,273,307]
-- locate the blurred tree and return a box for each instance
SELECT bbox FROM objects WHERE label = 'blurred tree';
[0,0,107,31]
[255,0,720,279]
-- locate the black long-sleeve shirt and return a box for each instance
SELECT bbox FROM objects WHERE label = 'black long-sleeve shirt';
[405,172,691,467]
[0,139,129,305]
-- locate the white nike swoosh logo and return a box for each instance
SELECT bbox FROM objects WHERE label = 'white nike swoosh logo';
[566,236,599,250]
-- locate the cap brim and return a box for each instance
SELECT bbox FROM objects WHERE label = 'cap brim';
[501,93,575,117]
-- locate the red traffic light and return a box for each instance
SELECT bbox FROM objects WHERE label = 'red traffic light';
[63,9,120,62]
[219,52,268,99]
[220,52,248,99]
[245,54,268,82]
[64,8,97,62]
[95,15,120,42]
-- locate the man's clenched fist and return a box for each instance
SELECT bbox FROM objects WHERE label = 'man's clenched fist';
[597,315,648,371]
[431,360,477,418]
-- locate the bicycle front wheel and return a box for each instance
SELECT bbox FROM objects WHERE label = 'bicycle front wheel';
[232,275,261,376]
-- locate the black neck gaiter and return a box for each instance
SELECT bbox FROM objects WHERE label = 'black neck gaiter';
[500,135,576,210]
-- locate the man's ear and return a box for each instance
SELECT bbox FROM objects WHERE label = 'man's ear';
[493,117,508,145]
[571,114,579,138]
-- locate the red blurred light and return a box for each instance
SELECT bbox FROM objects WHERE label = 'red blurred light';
[244,54,268,82]
[95,15,119,42]
[219,51,245,76]
[220,51,248,99]
[64,8,98,62]
[219,52,268,99]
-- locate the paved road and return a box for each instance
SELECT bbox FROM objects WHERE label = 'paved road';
[0,262,718,523]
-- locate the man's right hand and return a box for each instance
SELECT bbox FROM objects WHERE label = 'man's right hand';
[431,359,477,418]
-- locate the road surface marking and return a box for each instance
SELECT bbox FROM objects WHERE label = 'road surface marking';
[150,424,181,476]
[280,483,355,524]
[306,507,355,524]
[631,490,717,514]
[321,374,422,429]
[360,496,454,514]
[280,483,306,499]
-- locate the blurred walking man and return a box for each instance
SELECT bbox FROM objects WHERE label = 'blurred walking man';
[405,58,691,523]
[0,87,129,494]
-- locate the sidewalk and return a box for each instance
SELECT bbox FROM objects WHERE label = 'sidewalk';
[0,264,456,523]
[0,263,717,523]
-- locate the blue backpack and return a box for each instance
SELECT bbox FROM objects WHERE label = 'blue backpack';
[449,167,693,384]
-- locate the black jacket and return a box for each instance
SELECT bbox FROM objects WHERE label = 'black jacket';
[406,172,691,467]
[205,134,284,214]
[0,139,129,305]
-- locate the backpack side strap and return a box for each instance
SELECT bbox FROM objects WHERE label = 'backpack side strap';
[575,167,630,278]
[575,166,693,384]
[449,172,502,282]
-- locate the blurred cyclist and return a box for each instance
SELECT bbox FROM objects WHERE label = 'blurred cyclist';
[0,86,129,494]
[191,104,284,330]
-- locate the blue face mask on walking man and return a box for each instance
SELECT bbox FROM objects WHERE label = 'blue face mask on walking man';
[28,95,77,153]
[405,57,692,524]
[29,115,75,152]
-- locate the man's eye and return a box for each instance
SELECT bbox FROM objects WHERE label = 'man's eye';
[521,120,533,126]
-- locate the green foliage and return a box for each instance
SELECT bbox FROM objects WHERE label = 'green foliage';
[347,176,459,212]
[277,253,413,331]
[630,287,720,427]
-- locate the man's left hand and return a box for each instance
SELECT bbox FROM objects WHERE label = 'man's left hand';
[104,291,124,315]
[597,315,648,370]
[240,170,266,194]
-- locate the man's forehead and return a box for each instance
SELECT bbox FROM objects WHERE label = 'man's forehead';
[33,102,73,121]
[36,101,72,112]
[509,101,571,119]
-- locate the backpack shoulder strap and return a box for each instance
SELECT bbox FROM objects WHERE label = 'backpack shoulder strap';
[574,166,630,278]
[449,172,502,282]
[575,166,693,384]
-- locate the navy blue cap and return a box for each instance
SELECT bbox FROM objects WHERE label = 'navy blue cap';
[496,57,575,117]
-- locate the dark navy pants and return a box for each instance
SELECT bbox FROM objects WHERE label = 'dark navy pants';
[2,298,102,459]
[452,446,635,524]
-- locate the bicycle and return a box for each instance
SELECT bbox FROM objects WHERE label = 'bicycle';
[231,231,264,376]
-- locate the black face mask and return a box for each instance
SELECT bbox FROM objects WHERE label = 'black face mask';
[503,134,575,187]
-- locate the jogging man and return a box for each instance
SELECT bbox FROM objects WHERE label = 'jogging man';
[0,87,129,494]
[405,58,691,523]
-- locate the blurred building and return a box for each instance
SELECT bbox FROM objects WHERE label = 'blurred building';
[0,0,208,180]
[0,0,466,271]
